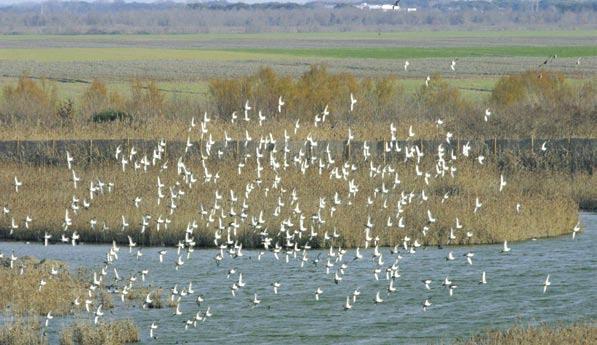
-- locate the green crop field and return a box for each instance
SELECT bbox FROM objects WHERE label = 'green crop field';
[0,30,594,105]
[237,46,597,60]
[1,46,595,62]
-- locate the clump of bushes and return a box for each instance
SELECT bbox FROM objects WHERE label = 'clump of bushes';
[413,74,478,137]
[80,79,125,117]
[56,99,76,126]
[129,80,165,120]
[0,68,594,139]
[1,75,58,126]
[59,320,140,345]
[208,65,403,123]
[92,110,131,124]
[492,70,568,107]
[488,70,595,138]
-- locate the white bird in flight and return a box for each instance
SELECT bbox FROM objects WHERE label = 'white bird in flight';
[278,96,285,113]
[479,271,487,285]
[149,321,158,339]
[543,274,551,293]
[501,240,511,253]
[14,176,22,193]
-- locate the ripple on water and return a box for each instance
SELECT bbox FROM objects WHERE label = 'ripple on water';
[0,212,596,344]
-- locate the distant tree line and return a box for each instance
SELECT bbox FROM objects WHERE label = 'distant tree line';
[0,0,594,34]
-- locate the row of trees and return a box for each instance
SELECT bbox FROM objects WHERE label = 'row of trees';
[0,67,594,139]
[0,1,594,34]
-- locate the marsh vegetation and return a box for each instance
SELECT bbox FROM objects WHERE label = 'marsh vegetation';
[0,67,594,141]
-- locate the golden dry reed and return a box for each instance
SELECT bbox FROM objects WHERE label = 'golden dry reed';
[59,320,139,345]
[0,157,582,248]
[0,257,88,316]
[0,317,46,345]
[451,321,596,345]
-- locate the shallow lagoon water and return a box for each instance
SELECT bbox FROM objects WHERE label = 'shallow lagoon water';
[1,213,596,344]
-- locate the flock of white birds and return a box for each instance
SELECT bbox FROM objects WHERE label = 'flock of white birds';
[0,73,583,341]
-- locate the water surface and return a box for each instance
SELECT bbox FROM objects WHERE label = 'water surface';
[1,213,596,344]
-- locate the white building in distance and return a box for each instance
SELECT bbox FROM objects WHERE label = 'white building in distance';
[355,2,416,12]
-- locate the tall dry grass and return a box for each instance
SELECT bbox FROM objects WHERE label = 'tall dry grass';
[0,257,88,316]
[59,320,139,345]
[0,317,46,345]
[0,156,580,248]
[0,318,140,345]
[452,322,596,345]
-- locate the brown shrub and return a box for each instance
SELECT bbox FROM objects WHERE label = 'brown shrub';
[488,70,595,138]
[81,80,109,117]
[1,75,58,126]
[128,80,165,120]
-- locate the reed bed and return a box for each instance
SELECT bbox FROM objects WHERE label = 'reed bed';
[0,317,46,345]
[0,117,441,142]
[0,155,580,248]
[451,322,596,345]
[0,257,88,316]
[59,320,139,345]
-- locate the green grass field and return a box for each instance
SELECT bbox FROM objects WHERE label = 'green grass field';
[237,46,597,60]
[0,30,594,104]
[1,46,595,62]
